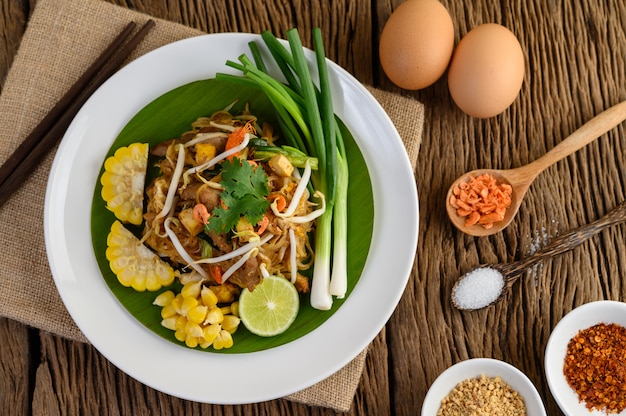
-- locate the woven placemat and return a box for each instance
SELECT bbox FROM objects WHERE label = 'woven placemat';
[0,0,424,411]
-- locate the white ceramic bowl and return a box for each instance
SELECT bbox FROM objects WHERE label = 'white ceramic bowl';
[43,33,418,405]
[545,300,626,415]
[421,358,546,415]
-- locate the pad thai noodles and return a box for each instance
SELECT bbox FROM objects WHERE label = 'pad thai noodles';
[141,104,322,298]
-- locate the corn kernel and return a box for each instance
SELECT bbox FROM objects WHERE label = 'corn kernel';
[156,263,175,282]
[185,321,204,338]
[204,306,224,325]
[200,286,218,308]
[222,315,241,334]
[130,273,147,292]
[213,330,233,350]
[171,295,184,314]
[203,324,220,344]
[153,290,175,307]
[188,305,208,324]
[185,333,199,348]
[161,317,178,331]
[160,304,177,319]
[230,301,239,317]
[174,329,186,342]
[182,280,202,299]
[175,316,187,331]
[181,297,199,315]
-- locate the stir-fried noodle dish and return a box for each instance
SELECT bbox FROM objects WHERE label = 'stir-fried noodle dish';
[101,104,326,349]
[145,106,319,292]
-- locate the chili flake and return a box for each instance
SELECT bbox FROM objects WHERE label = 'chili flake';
[563,323,626,413]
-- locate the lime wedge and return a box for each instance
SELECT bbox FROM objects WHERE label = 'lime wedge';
[238,275,300,337]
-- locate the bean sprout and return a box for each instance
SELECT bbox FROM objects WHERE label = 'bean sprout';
[289,228,297,284]
[192,233,274,264]
[164,217,209,279]
[154,144,186,221]
[271,159,311,218]
[220,248,259,283]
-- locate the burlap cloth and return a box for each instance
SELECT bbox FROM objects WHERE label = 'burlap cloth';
[0,0,423,412]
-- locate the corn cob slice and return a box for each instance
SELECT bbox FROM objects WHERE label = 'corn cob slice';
[100,142,148,225]
[106,220,176,291]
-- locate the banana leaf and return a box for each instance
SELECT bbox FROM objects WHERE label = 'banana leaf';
[91,78,373,353]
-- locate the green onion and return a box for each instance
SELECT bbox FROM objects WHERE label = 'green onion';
[220,28,349,310]
[253,145,319,170]
[260,31,300,93]
[329,148,348,298]
[313,28,337,205]
[247,41,267,73]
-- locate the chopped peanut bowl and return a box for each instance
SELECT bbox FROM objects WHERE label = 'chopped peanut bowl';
[421,358,546,416]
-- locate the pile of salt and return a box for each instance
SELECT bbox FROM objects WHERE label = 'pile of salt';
[453,267,504,310]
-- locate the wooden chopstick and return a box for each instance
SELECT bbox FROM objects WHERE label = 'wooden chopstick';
[0,22,137,187]
[0,19,155,208]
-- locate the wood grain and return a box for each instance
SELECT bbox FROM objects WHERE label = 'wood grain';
[2,0,626,415]
[0,318,29,415]
[0,1,28,89]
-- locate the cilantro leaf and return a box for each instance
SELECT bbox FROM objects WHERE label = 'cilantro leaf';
[206,158,270,233]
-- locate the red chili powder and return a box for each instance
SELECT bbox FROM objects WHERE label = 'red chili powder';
[563,323,626,413]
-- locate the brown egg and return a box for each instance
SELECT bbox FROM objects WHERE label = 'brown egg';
[379,0,455,90]
[448,23,525,118]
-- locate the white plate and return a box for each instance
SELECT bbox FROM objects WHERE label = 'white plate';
[545,300,626,415]
[421,358,546,415]
[43,33,418,404]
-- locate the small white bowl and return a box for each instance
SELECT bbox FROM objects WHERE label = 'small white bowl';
[545,300,626,415]
[421,358,546,415]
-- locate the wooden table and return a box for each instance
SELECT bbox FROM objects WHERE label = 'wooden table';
[2,0,625,414]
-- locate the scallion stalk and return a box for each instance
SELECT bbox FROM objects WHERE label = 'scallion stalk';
[220,27,349,310]
[310,207,333,310]
[253,145,319,169]
[329,149,348,298]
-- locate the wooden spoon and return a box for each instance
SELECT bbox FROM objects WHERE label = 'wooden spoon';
[446,100,626,237]
[451,200,626,311]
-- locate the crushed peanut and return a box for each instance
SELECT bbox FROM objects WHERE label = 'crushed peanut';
[437,374,527,416]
